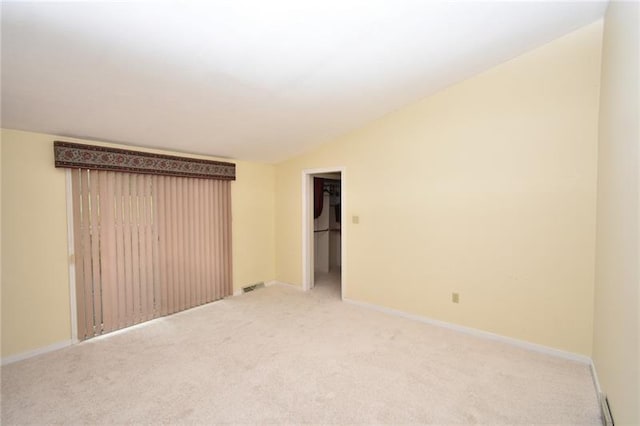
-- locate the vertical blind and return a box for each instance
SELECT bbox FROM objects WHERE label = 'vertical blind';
[71,169,232,340]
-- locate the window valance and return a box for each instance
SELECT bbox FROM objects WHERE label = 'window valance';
[54,141,236,180]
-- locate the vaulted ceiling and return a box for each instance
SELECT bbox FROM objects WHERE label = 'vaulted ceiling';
[1,1,607,163]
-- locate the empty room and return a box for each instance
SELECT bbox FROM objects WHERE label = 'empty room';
[1,1,638,424]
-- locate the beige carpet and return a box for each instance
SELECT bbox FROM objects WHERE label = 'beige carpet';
[1,272,601,424]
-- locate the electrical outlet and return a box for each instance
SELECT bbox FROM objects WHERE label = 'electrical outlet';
[352,215,359,224]
[452,292,459,303]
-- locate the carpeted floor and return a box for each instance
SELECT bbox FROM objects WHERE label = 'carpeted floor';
[1,271,601,424]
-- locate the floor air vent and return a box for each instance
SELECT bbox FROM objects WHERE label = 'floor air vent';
[242,282,265,293]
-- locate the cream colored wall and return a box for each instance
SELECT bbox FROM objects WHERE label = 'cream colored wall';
[1,131,71,358]
[231,160,276,290]
[592,1,639,424]
[275,22,603,356]
[0,129,275,358]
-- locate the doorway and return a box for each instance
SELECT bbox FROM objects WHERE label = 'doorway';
[302,168,345,299]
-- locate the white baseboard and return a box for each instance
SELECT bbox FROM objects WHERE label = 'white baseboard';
[590,361,603,395]
[591,362,614,425]
[1,340,73,366]
[343,297,591,364]
[266,280,303,290]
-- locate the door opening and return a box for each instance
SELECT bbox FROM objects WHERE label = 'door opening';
[302,168,345,299]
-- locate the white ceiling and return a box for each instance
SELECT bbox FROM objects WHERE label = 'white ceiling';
[1,1,607,163]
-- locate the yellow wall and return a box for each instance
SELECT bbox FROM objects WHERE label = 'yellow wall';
[592,1,640,424]
[0,129,275,357]
[275,22,603,356]
[232,160,276,290]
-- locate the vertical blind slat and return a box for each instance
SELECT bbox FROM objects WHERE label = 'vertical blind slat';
[184,178,193,309]
[226,182,233,296]
[219,182,226,297]
[212,180,220,302]
[223,181,231,297]
[209,181,216,300]
[169,177,178,315]
[192,179,199,306]
[142,175,152,322]
[80,170,95,338]
[221,181,227,297]
[219,180,226,301]
[151,176,162,317]
[89,171,103,335]
[218,181,226,299]
[114,172,126,330]
[196,178,204,305]
[100,171,116,333]
[130,174,141,324]
[156,175,168,316]
[183,178,190,308]
[203,179,212,303]
[138,175,146,322]
[122,173,133,326]
[173,177,180,314]
[71,170,87,340]
[179,178,186,312]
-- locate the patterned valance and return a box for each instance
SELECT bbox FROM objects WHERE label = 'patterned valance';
[54,141,235,180]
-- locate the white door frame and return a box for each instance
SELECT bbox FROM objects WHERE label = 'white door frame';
[301,167,346,299]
